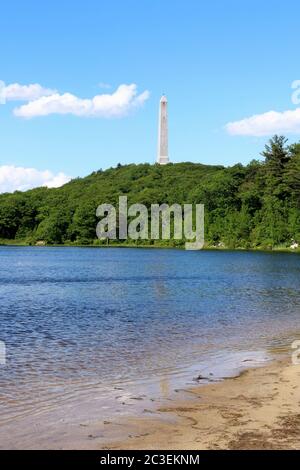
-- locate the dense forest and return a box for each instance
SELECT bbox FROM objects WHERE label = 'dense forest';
[1,135,300,249]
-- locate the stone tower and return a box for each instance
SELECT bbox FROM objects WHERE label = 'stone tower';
[157,95,169,164]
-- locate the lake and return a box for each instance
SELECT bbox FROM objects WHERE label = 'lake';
[0,246,299,447]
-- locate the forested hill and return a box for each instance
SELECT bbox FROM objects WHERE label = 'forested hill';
[1,135,300,249]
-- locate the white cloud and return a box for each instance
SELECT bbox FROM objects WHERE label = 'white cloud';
[226,108,300,137]
[0,165,71,193]
[14,84,150,118]
[2,83,56,101]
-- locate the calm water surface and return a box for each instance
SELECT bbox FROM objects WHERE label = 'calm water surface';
[0,247,299,431]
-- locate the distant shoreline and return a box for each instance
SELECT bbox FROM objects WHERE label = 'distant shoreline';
[1,240,300,254]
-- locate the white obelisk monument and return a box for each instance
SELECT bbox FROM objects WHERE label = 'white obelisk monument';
[157,95,169,164]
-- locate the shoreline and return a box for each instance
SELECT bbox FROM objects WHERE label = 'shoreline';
[1,241,300,254]
[0,355,299,449]
[101,355,300,450]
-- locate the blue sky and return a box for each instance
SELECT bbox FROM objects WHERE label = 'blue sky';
[1,0,300,191]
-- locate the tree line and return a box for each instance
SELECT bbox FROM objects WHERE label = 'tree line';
[1,135,300,249]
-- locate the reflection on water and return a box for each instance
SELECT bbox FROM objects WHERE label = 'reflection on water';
[0,247,300,425]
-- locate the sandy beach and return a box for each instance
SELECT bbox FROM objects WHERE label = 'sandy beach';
[101,356,300,450]
[0,354,299,449]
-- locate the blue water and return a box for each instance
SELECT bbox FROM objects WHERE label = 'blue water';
[0,247,300,427]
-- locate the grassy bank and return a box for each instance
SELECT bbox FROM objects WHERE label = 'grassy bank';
[1,238,300,254]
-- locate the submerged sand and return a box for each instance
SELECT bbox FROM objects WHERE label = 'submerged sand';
[1,356,300,449]
[102,357,300,450]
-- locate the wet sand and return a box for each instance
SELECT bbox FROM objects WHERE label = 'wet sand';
[1,356,300,449]
[102,357,300,450]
